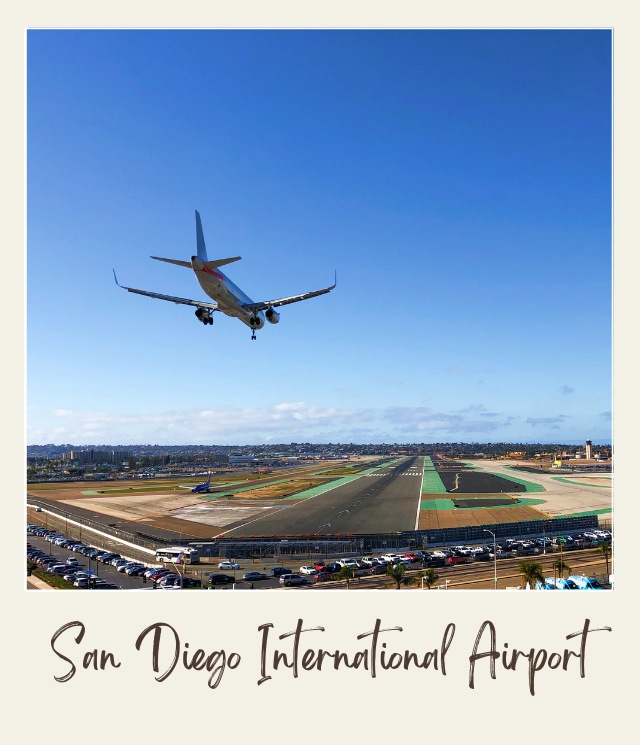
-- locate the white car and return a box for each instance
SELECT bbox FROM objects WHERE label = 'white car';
[299,566,318,575]
[218,561,240,570]
[337,559,358,568]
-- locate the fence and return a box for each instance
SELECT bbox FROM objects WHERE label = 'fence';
[28,498,603,561]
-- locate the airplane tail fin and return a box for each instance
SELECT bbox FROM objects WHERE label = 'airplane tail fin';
[150,213,241,270]
[196,210,208,261]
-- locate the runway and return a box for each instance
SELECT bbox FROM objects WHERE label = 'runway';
[221,456,424,536]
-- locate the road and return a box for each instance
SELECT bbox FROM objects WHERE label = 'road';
[222,456,424,536]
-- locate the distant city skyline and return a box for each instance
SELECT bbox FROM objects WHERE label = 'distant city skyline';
[27,439,611,453]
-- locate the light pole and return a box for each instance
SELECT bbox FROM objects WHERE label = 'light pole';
[484,529,498,590]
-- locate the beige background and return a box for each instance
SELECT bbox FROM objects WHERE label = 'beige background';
[5,2,635,741]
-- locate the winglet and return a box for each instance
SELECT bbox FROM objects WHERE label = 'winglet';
[113,269,121,287]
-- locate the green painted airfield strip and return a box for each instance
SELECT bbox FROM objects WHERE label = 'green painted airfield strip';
[421,456,447,494]
[420,498,455,510]
[559,508,612,518]
[552,477,612,488]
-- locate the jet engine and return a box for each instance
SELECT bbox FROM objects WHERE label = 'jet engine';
[195,307,214,325]
[249,314,265,330]
[265,307,280,325]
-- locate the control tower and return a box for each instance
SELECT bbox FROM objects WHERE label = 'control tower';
[585,439,593,460]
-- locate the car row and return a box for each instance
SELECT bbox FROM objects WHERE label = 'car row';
[28,545,119,589]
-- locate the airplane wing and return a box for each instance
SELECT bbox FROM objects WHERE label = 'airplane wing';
[242,272,337,312]
[113,271,218,311]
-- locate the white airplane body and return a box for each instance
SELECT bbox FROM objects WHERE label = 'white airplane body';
[115,211,336,339]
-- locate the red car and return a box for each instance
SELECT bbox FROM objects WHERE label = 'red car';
[149,570,172,582]
[313,561,326,571]
[445,554,468,565]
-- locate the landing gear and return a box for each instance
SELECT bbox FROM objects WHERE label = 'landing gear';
[249,314,261,339]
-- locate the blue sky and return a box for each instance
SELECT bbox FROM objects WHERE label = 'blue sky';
[27,29,612,446]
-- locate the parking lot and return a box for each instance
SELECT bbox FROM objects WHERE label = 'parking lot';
[27,514,612,591]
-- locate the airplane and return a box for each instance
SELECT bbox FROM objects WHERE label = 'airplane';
[114,210,336,339]
[191,473,212,494]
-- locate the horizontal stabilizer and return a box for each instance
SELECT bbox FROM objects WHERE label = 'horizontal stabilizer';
[150,256,192,268]
[204,256,242,270]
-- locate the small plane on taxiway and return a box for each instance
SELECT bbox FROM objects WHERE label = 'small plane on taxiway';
[114,210,336,339]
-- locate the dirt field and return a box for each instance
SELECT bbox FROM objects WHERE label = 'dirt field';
[417,504,550,530]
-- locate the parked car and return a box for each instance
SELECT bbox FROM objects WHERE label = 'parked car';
[446,554,468,565]
[567,575,605,590]
[242,571,267,582]
[337,559,359,568]
[218,561,240,570]
[269,566,291,577]
[143,566,164,578]
[299,566,317,575]
[208,573,236,586]
[324,562,342,573]
[423,555,447,567]
[432,550,452,558]
[403,553,421,563]
[313,570,335,582]
[48,563,71,574]
[474,552,493,562]
[180,577,202,588]
[279,573,307,587]
[124,563,145,575]
[126,565,148,576]
[546,577,579,590]
[368,564,388,575]
[158,574,181,586]
[149,570,172,582]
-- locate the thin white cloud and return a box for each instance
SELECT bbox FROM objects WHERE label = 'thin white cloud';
[27,403,608,445]
[526,416,569,427]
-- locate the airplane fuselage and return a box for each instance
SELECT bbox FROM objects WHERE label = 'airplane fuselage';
[191,257,265,329]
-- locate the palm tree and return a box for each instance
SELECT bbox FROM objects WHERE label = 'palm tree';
[518,561,545,589]
[336,564,355,589]
[553,557,571,579]
[419,567,439,589]
[598,542,612,576]
[385,563,418,590]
